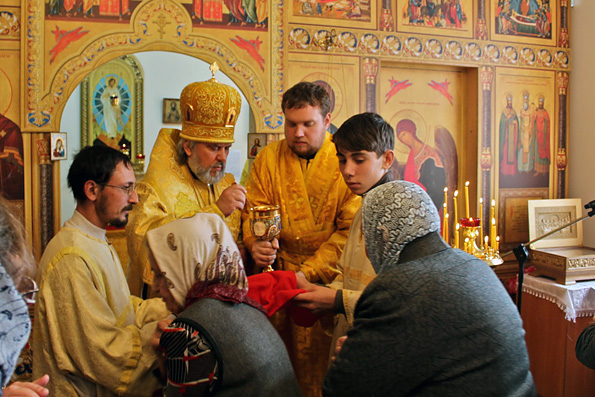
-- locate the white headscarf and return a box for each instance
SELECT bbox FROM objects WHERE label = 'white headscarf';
[362,180,441,274]
[0,261,31,386]
[146,213,248,309]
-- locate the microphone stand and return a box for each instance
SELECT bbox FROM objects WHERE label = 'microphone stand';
[500,199,595,313]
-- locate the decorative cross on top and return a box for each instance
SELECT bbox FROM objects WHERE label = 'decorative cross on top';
[209,61,220,80]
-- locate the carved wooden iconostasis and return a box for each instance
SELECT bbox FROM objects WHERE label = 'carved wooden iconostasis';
[0,0,570,277]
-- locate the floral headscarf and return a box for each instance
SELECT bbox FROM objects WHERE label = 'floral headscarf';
[362,180,441,274]
[146,213,249,309]
[0,261,31,387]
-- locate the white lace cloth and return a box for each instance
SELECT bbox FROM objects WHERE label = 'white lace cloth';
[522,274,595,322]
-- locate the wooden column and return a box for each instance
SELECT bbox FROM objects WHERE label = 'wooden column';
[36,137,53,251]
[556,72,569,198]
[363,58,378,113]
[480,66,493,240]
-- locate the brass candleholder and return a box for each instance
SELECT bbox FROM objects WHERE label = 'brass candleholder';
[249,205,281,272]
[460,217,503,266]
[460,218,483,258]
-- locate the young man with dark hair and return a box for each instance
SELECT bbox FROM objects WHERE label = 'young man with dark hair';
[33,145,170,396]
[293,112,395,356]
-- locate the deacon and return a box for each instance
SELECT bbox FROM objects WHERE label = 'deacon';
[242,81,360,395]
[127,62,247,296]
[33,145,170,396]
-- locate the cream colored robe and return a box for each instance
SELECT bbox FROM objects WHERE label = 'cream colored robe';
[242,133,360,396]
[327,208,377,354]
[126,128,241,295]
[33,211,169,396]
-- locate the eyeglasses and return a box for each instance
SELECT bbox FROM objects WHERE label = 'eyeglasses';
[101,183,137,196]
[21,277,39,305]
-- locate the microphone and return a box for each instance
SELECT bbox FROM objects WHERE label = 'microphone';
[584,199,595,217]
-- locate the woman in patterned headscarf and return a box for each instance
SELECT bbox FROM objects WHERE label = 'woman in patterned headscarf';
[0,197,49,396]
[323,181,536,396]
[146,213,301,396]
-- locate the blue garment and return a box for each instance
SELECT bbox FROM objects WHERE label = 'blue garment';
[0,262,30,387]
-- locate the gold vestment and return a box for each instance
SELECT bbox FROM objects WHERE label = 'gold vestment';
[127,128,241,295]
[242,133,360,396]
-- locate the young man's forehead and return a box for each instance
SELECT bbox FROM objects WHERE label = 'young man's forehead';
[336,149,375,157]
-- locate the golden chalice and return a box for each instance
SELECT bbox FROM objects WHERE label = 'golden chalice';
[249,205,281,272]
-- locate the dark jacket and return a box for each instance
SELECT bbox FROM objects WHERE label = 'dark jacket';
[161,299,302,396]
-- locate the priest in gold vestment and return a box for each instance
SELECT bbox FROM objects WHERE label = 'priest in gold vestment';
[243,82,360,396]
[127,64,247,296]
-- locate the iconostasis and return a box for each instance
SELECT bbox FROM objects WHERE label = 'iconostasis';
[0,0,570,268]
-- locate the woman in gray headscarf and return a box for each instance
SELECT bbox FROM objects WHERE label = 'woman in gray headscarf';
[146,213,301,396]
[323,181,536,396]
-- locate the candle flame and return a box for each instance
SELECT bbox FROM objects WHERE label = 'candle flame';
[454,190,459,197]
[465,181,470,187]
[491,199,496,206]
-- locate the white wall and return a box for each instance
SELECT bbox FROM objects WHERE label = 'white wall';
[569,0,595,247]
[59,51,250,224]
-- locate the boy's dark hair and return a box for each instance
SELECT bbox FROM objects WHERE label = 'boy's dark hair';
[332,112,395,157]
[68,145,132,202]
[282,82,331,117]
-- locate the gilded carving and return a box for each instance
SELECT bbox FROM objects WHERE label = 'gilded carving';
[557,71,569,94]
[481,148,493,171]
[556,148,567,170]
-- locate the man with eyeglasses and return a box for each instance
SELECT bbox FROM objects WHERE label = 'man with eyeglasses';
[33,145,171,396]
[127,63,247,297]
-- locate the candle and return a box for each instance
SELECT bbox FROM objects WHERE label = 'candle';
[479,198,484,242]
[490,199,495,246]
[455,222,460,249]
[495,236,500,253]
[491,217,496,249]
[484,235,489,253]
[444,213,449,244]
[442,203,447,239]
[464,181,470,218]
[443,187,448,214]
[454,190,459,224]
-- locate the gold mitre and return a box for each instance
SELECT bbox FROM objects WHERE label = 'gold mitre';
[179,62,242,143]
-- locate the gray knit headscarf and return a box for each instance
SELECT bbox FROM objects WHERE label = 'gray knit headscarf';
[362,180,441,274]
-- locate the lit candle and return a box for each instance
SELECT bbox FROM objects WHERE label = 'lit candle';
[490,199,496,247]
[484,235,489,253]
[444,213,449,244]
[455,222,460,249]
[491,217,496,249]
[495,236,500,253]
[443,187,448,214]
[464,181,470,218]
[479,198,484,242]
[454,190,459,223]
